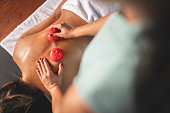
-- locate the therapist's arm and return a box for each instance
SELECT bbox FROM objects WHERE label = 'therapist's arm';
[21,0,67,38]
[51,85,92,113]
[36,58,93,113]
[52,12,114,38]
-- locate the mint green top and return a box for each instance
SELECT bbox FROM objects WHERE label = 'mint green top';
[74,12,145,113]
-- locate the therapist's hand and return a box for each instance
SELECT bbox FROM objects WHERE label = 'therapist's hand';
[51,22,75,38]
[36,58,63,93]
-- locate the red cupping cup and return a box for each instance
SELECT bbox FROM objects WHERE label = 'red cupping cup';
[49,27,58,34]
[50,48,63,62]
[47,27,60,41]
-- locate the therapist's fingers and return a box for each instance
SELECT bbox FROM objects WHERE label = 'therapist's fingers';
[49,24,62,30]
[50,24,63,37]
[39,58,47,73]
[53,32,63,38]
[37,60,43,75]
[51,22,74,38]
[43,58,53,76]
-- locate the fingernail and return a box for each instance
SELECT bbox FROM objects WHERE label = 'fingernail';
[60,63,63,66]
[35,68,38,70]
[37,61,40,63]
[39,58,41,60]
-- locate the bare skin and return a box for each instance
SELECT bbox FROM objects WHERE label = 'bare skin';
[13,0,114,98]
[13,9,92,97]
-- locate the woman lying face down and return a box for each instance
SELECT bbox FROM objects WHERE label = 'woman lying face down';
[0,9,92,113]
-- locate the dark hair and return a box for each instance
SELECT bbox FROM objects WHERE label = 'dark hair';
[121,0,170,112]
[0,80,43,113]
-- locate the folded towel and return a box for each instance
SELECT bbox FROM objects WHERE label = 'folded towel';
[0,0,62,56]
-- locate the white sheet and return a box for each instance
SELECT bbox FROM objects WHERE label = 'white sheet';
[0,0,62,56]
[62,0,116,23]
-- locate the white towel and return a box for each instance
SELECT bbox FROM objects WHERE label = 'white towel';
[0,0,62,56]
[62,0,116,23]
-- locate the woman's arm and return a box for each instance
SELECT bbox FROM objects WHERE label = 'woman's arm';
[52,12,114,38]
[21,0,67,38]
[36,58,92,113]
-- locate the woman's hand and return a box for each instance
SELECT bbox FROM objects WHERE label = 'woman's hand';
[51,22,75,38]
[36,58,63,93]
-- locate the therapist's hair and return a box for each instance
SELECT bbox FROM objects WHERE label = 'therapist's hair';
[122,0,170,113]
[0,80,43,113]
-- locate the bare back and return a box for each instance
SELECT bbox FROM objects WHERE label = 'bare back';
[13,10,92,96]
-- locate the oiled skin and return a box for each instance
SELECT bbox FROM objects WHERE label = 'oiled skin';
[13,10,92,97]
